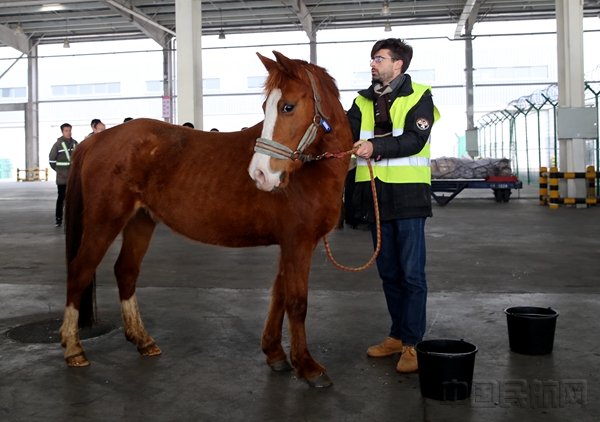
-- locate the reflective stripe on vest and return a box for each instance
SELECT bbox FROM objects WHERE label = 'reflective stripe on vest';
[58,141,74,167]
[355,82,439,184]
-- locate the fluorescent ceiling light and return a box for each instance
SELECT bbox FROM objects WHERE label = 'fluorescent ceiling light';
[40,4,66,12]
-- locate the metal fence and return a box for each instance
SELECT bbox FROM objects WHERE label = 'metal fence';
[476,65,600,186]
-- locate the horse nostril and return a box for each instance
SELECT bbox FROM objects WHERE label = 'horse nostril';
[255,169,266,186]
[279,171,287,183]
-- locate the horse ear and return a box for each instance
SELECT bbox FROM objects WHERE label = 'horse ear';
[257,52,277,72]
[272,51,298,75]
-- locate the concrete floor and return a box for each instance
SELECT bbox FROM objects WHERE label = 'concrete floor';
[0,180,598,422]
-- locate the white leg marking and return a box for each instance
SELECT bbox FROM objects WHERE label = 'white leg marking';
[248,89,283,191]
[121,294,146,345]
[121,294,159,355]
[59,304,85,359]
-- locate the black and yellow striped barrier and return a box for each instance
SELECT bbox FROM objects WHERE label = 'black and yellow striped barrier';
[539,168,548,205]
[539,166,598,209]
[16,168,48,182]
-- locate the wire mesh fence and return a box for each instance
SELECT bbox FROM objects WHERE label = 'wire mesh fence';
[477,64,600,186]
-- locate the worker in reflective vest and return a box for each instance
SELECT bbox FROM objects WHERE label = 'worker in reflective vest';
[346,38,439,374]
[49,123,78,227]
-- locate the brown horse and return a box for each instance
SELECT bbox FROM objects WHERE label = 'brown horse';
[59,51,353,387]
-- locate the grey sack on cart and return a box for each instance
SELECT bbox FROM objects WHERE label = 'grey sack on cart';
[431,157,512,179]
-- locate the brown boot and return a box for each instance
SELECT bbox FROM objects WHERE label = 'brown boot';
[396,345,418,373]
[367,337,403,357]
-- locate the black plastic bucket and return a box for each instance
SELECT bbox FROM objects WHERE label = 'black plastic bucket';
[415,339,478,401]
[504,306,558,355]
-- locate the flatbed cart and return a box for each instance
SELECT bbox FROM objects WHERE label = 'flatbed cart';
[430,176,523,206]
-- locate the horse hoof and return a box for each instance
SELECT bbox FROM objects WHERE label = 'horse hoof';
[269,359,293,372]
[139,343,162,356]
[306,372,333,388]
[66,353,90,367]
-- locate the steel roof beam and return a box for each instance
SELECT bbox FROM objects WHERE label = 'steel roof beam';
[0,1,599,48]
[289,0,315,42]
[0,23,30,54]
[454,0,478,39]
[104,0,174,47]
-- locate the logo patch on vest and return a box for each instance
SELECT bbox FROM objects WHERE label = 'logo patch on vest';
[416,118,430,130]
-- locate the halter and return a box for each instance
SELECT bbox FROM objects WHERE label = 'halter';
[254,68,330,163]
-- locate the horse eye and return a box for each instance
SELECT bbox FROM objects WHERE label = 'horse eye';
[281,104,295,113]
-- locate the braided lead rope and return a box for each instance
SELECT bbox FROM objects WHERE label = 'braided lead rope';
[323,153,381,272]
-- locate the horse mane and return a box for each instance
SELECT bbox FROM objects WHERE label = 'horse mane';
[263,57,341,102]
[305,62,341,101]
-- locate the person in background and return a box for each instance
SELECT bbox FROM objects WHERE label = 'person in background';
[85,118,106,139]
[347,38,440,373]
[182,122,195,128]
[210,128,219,132]
[48,123,78,227]
[94,121,106,133]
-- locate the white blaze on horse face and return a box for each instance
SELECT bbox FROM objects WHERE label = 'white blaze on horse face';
[248,88,283,191]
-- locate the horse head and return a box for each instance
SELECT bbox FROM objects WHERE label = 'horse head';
[248,51,349,191]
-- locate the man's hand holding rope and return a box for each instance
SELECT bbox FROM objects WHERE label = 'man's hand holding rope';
[354,140,373,159]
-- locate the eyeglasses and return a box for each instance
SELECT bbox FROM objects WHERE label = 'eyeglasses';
[370,56,396,64]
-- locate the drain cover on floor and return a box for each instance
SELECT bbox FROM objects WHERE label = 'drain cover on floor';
[5,318,116,344]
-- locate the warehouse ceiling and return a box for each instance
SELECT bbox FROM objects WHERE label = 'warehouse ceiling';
[1,0,600,52]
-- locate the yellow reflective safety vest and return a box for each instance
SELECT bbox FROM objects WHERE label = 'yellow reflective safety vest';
[355,82,440,184]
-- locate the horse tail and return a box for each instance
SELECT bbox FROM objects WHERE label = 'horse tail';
[64,145,96,328]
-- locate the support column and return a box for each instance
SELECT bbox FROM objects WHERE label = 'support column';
[556,0,586,202]
[289,0,316,64]
[464,13,479,158]
[25,42,39,179]
[163,40,174,123]
[175,0,203,129]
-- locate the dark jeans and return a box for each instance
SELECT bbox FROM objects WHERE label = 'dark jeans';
[370,217,427,345]
[56,184,66,220]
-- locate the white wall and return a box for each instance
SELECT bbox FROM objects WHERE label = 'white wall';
[1,18,600,180]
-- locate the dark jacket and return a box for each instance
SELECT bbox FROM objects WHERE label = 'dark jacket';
[49,136,78,185]
[346,74,435,222]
